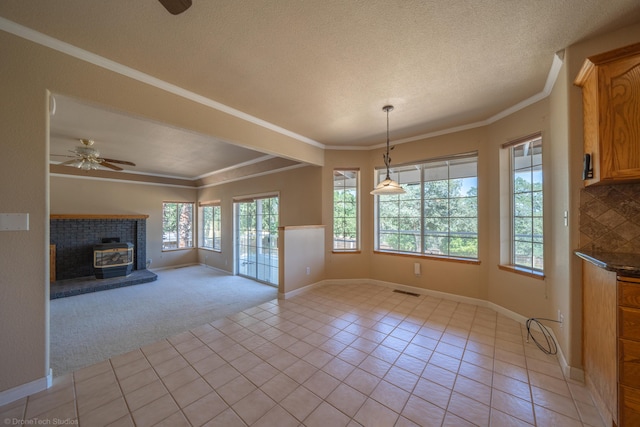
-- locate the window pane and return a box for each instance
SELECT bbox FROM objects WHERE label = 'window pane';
[424,180,449,199]
[450,237,478,258]
[514,170,532,192]
[514,240,533,268]
[424,235,448,256]
[423,162,449,182]
[450,217,477,234]
[424,199,448,217]
[449,158,477,179]
[379,233,399,251]
[532,165,543,188]
[514,193,532,217]
[533,243,544,270]
[449,197,477,217]
[163,202,194,250]
[510,136,543,271]
[514,217,532,241]
[425,217,449,232]
[202,206,213,249]
[533,217,544,243]
[375,153,478,260]
[532,191,543,215]
[333,170,359,250]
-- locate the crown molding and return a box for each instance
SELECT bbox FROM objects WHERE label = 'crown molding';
[331,51,565,151]
[0,17,325,150]
[1,17,564,153]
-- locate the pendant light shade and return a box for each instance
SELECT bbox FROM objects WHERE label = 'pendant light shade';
[371,105,406,195]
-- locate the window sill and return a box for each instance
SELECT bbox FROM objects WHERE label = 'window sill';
[332,250,361,254]
[498,264,545,280]
[373,251,480,265]
[199,247,222,253]
[161,247,195,252]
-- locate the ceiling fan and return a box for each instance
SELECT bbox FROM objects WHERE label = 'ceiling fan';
[158,0,192,15]
[53,139,136,171]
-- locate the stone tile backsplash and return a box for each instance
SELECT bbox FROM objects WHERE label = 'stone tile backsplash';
[579,182,640,253]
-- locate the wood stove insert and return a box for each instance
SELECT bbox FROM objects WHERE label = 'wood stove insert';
[93,242,133,279]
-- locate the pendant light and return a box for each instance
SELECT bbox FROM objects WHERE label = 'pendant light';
[370,105,406,195]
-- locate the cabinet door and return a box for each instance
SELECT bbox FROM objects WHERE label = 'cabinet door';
[620,278,640,307]
[620,385,640,426]
[599,54,640,181]
[620,338,640,388]
[583,261,618,425]
[620,306,640,341]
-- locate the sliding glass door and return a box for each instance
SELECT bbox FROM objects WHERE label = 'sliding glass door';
[234,195,279,286]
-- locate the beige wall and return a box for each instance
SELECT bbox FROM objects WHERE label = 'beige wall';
[196,165,323,273]
[50,165,322,273]
[485,100,550,316]
[324,127,491,299]
[50,176,199,269]
[3,16,640,399]
[0,35,50,394]
[564,22,640,370]
[279,226,326,296]
[0,29,321,395]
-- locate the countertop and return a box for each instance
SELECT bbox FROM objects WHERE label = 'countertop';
[575,250,640,277]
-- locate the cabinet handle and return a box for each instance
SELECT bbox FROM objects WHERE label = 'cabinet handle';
[583,153,594,180]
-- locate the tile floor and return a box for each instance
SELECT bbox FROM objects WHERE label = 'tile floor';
[0,283,604,426]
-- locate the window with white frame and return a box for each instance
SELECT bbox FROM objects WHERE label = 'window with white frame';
[162,202,194,250]
[508,134,543,272]
[374,153,478,259]
[200,202,221,251]
[333,169,359,251]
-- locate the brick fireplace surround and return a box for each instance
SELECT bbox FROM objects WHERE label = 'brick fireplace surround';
[50,214,156,298]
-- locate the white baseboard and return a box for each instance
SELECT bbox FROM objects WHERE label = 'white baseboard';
[198,263,233,275]
[278,280,326,299]
[149,263,200,272]
[290,278,581,380]
[0,369,52,407]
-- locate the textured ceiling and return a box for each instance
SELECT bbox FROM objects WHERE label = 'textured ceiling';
[48,95,272,180]
[2,0,640,179]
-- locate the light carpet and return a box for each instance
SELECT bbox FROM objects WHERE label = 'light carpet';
[50,265,278,376]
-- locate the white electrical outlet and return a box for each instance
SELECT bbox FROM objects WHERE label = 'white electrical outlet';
[306,267,311,275]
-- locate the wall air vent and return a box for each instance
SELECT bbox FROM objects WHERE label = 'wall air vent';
[393,289,420,297]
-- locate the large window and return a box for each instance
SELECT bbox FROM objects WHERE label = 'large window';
[200,202,221,251]
[374,153,478,259]
[162,202,194,250]
[509,134,543,272]
[333,169,359,251]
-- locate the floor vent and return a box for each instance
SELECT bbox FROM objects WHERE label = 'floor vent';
[393,289,420,297]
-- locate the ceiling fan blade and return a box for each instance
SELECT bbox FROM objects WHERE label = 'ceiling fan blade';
[101,158,136,166]
[100,161,124,171]
[158,0,192,15]
[60,159,79,166]
[51,154,78,158]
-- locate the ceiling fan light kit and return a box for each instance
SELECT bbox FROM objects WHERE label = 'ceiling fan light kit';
[55,139,136,172]
[370,105,406,195]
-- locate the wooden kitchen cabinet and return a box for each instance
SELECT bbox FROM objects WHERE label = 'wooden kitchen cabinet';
[574,42,640,186]
[618,275,640,425]
[582,261,640,426]
[583,261,618,425]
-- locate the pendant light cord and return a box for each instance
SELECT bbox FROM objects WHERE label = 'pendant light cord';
[383,105,394,180]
